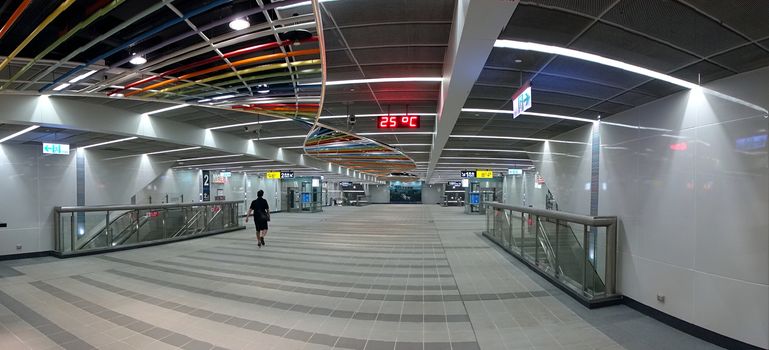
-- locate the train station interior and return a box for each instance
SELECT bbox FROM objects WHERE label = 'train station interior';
[0,0,767,349]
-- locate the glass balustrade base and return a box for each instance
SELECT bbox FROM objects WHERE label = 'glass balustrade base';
[54,226,245,259]
[483,231,623,309]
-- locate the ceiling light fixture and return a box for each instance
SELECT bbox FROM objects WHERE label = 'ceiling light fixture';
[390,143,432,146]
[174,160,275,168]
[69,70,98,83]
[444,148,527,153]
[357,132,434,136]
[0,125,40,143]
[229,18,250,31]
[129,55,147,65]
[145,146,201,155]
[144,104,189,116]
[52,83,70,91]
[80,137,138,149]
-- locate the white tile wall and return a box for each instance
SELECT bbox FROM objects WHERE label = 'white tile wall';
[0,144,76,255]
[526,67,769,348]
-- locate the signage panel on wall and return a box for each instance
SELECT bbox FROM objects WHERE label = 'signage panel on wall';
[460,170,476,178]
[508,168,523,175]
[476,170,493,178]
[42,143,70,155]
[311,178,320,187]
[202,170,211,201]
[447,181,462,187]
[511,83,532,119]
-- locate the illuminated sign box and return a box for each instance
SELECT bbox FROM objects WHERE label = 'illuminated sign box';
[476,170,493,178]
[511,83,532,119]
[43,143,70,155]
[377,115,420,129]
[460,170,476,178]
[508,169,523,175]
[266,171,294,179]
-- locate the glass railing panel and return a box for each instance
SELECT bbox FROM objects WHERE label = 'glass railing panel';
[553,220,586,290]
[481,202,619,306]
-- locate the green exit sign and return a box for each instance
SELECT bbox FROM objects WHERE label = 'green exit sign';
[43,143,70,155]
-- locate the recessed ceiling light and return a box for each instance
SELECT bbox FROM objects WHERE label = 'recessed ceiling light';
[229,18,249,31]
[129,55,147,65]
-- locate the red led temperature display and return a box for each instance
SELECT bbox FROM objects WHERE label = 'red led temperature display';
[377,115,420,129]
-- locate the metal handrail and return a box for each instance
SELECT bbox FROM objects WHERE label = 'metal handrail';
[486,202,615,226]
[55,200,242,213]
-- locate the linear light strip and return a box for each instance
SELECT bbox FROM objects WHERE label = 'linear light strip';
[444,148,527,153]
[145,104,189,116]
[0,125,40,143]
[494,40,698,89]
[441,156,531,161]
[145,146,201,155]
[309,77,442,86]
[173,160,277,168]
[357,132,434,136]
[449,135,587,145]
[80,137,137,149]
[462,108,596,123]
[253,135,306,141]
[178,154,243,161]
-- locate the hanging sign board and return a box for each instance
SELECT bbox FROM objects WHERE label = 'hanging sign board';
[511,82,532,119]
[508,169,523,175]
[460,170,476,178]
[266,171,281,179]
[280,171,294,179]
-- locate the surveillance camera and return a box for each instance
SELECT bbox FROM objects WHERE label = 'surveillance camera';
[244,125,263,133]
[347,114,356,125]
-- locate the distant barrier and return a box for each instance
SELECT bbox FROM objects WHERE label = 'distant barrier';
[54,201,243,257]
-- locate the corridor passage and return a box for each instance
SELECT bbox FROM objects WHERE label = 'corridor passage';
[0,205,716,349]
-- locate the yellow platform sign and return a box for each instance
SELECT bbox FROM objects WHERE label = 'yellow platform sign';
[476,169,493,178]
[266,171,281,179]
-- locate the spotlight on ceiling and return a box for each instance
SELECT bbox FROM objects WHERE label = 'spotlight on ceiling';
[256,84,270,94]
[129,55,147,65]
[229,18,250,30]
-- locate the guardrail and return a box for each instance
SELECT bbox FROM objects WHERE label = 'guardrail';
[54,201,244,257]
[484,202,620,307]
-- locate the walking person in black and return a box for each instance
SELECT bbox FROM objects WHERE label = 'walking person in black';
[245,190,270,247]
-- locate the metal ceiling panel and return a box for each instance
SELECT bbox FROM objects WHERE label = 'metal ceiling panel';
[339,23,451,48]
[670,60,733,84]
[521,0,618,17]
[710,44,769,73]
[603,0,748,57]
[572,22,700,72]
[500,4,594,45]
[684,0,769,39]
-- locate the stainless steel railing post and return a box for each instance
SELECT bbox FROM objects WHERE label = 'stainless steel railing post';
[555,219,560,278]
[106,211,112,247]
[582,225,589,294]
[70,213,75,252]
[534,215,539,265]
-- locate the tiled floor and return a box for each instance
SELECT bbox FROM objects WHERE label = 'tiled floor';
[0,205,722,349]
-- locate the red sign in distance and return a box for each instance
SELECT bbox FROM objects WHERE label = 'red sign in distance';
[377,115,420,129]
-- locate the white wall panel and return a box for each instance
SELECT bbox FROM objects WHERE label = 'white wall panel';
[528,67,769,348]
[0,144,76,255]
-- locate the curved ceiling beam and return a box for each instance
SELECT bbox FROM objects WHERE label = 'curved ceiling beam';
[0,0,76,73]
[0,0,31,40]
[144,59,321,98]
[106,0,310,70]
[20,0,175,91]
[88,15,316,94]
[111,37,318,96]
[124,48,320,97]
[40,0,233,92]
[1,0,126,90]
